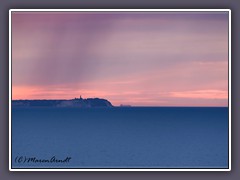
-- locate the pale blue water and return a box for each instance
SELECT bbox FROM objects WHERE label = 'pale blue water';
[12,107,229,169]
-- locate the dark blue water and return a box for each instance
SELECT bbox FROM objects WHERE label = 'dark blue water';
[12,107,229,168]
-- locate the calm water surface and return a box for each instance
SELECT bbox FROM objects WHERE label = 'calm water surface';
[12,107,229,168]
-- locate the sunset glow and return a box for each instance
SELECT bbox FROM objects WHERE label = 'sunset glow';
[12,11,229,106]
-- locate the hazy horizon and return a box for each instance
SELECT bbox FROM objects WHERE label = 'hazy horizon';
[12,11,229,107]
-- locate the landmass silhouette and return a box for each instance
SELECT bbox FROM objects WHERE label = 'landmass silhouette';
[12,96,114,108]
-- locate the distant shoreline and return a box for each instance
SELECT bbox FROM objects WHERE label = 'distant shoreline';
[12,97,114,108]
[11,98,228,108]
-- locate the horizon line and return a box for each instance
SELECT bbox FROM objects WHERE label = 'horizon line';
[11,99,228,108]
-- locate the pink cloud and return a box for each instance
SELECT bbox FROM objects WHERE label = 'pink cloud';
[170,90,228,99]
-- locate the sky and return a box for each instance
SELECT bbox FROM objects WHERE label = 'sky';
[12,11,229,106]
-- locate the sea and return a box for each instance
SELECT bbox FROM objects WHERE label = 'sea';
[11,107,229,169]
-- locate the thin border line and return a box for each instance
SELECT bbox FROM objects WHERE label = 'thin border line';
[10,9,231,11]
[9,9,12,172]
[228,9,232,171]
[9,9,231,172]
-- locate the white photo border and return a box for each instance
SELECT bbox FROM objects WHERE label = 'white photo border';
[9,9,231,171]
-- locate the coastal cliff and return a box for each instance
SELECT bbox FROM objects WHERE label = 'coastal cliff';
[12,97,114,108]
